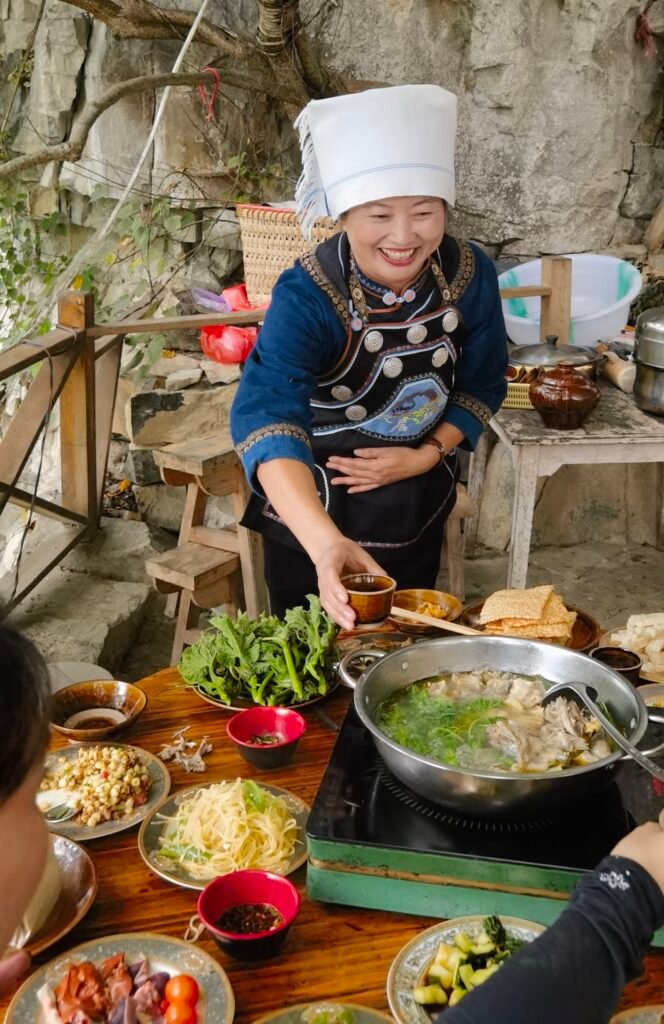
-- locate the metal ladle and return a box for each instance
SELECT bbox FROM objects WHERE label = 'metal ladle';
[543,680,664,784]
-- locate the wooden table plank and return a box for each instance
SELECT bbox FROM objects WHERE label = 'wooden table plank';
[2,668,662,1021]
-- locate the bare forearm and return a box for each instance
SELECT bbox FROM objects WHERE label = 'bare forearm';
[256,459,342,561]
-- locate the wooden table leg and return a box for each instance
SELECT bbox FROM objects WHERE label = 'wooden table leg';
[165,481,207,618]
[506,447,539,589]
[229,468,267,617]
[464,428,495,557]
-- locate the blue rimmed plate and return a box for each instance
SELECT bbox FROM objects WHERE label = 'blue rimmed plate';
[387,915,545,1024]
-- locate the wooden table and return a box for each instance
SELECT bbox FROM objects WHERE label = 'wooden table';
[466,382,664,588]
[3,669,663,1021]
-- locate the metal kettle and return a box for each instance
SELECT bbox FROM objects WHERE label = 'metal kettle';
[634,307,664,416]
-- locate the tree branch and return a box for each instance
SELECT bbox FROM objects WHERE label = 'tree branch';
[62,0,238,53]
[0,68,303,181]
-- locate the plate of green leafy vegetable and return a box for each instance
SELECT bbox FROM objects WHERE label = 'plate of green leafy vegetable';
[177,595,339,710]
[387,914,544,1022]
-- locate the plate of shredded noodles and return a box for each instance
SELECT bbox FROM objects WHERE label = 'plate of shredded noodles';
[137,779,309,889]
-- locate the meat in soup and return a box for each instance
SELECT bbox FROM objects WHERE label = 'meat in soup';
[374,670,613,772]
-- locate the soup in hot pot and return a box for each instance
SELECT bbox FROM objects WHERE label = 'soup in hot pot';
[375,670,612,773]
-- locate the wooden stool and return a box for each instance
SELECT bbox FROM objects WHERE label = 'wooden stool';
[148,433,267,665]
[146,543,241,663]
[444,483,475,602]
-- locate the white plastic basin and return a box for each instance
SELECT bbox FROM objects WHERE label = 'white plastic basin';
[498,254,642,347]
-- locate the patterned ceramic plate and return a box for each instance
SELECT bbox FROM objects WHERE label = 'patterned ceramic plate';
[610,1008,664,1024]
[40,743,171,842]
[386,916,545,1024]
[5,932,234,1024]
[138,779,310,890]
[253,1002,394,1024]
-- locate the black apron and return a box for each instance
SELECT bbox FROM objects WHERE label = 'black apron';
[242,234,474,606]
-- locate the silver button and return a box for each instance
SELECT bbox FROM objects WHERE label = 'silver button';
[346,404,368,422]
[364,330,384,352]
[331,385,353,402]
[383,357,403,379]
[432,346,449,368]
[442,310,459,333]
[406,323,427,345]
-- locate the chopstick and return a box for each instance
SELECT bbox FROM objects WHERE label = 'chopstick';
[389,606,481,635]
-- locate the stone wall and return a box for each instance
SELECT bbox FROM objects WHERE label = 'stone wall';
[2,0,663,254]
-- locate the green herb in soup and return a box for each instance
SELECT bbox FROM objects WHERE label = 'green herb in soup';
[375,670,612,773]
[376,682,506,768]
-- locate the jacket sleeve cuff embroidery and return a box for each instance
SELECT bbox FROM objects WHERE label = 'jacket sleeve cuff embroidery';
[447,391,493,427]
[236,422,312,458]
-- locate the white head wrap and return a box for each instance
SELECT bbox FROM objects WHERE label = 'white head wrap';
[294,84,457,238]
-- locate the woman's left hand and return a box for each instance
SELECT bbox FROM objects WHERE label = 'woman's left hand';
[327,445,439,493]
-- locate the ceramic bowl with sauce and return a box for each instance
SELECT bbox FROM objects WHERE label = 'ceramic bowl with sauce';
[589,646,643,687]
[226,707,306,769]
[51,680,147,742]
[197,869,300,961]
[341,573,396,624]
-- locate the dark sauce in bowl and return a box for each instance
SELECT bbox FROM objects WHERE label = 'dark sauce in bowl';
[217,903,283,934]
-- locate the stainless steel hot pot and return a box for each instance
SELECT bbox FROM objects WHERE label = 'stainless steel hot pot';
[338,636,664,818]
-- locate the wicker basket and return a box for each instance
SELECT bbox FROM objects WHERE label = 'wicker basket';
[236,204,338,306]
[503,381,535,410]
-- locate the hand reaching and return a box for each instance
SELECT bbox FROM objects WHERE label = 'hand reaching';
[314,537,385,629]
[611,820,664,890]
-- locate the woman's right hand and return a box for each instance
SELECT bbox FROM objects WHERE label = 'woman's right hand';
[315,537,385,630]
[611,820,664,890]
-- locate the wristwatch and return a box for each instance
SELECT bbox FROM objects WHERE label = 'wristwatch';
[421,437,447,464]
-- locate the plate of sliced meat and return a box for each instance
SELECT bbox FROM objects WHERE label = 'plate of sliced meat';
[5,932,234,1024]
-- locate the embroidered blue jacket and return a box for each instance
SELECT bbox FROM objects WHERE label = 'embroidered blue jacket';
[231,237,507,493]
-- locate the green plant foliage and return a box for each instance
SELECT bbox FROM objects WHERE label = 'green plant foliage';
[0,187,69,343]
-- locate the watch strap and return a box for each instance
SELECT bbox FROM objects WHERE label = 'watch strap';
[421,437,447,464]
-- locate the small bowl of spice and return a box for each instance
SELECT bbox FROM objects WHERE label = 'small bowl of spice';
[227,707,306,769]
[197,869,300,961]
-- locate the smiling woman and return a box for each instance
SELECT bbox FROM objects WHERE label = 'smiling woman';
[230,85,509,627]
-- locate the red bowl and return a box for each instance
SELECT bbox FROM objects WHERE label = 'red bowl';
[197,869,300,961]
[226,707,306,768]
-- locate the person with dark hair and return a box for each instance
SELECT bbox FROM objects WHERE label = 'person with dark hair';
[0,624,52,992]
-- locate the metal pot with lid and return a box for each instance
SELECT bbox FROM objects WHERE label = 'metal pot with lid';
[634,306,664,416]
[509,335,604,378]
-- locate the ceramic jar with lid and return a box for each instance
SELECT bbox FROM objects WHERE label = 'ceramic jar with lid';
[634,307,664,416]
[529,361,600,429]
